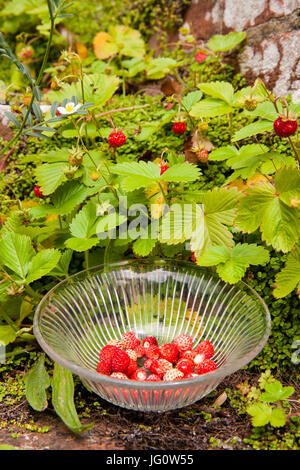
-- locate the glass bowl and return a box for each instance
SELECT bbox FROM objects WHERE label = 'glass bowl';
[33,260,271,412]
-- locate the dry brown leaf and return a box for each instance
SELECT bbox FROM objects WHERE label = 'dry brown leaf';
[212,391,228,408]
[160,77,181,97]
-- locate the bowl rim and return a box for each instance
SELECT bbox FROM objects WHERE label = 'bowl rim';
[33,259,271,389]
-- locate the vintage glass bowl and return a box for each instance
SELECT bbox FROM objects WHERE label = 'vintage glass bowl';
[34,260,271,412]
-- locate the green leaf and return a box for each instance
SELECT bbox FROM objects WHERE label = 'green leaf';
[110,25,145,58]
[69,201,98,239]
[260,380,294,402]
[160,203,202,246]
[198,81,234,105]
[232,120,273,142]
[190,98,233,118]
[23,354,50,412]
[197,243,269,283]
[26,249,61,284]
[0,233,34,279]
[51,181,91,216]
[269,407,287,427]
[208,31,246,52]
[247,402,273,427]
[133,237,157,257]
[35,162,67,195]
[0,325,17,346]
[274,248,300,298]
[65,237,99,251]
[112,161,161,192]
[209,145,239,162]
[49,249,73,277]
[181,90,203,111]
[244,101,279,121]
[145,58,179,80]
[51,363,93,433]
[161,163,201,183]
[235,176,300,252]
[96,213,127,233]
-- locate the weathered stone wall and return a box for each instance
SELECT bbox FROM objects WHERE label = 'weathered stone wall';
[184,0,300,100]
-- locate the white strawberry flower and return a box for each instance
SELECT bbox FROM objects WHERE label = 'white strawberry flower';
[56,101,81,115]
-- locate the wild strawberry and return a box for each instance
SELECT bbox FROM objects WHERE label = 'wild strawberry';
[159,343,179,364]
[244,98,257,111]
[184,372,199,379]
[173,334,193,352]
[273,117,297,137]
[197,149,209,163]
[191,252,197,264]
[196,340,214,359]
[144,358,154,370]
[145,345,160,360]
[196,52,207,64]
[130,368,148,381]
[126,349,138,361]
[176,359,194,376]
[99,345,119,361]
[34,186,44,198]
[180,349,197,361]
[107,339,123,349]
[110,372,128,380]
[134,345,145,359]
[97,359,111,375]
[163,369,184,381]
[111,349,130,373]
[197,359,217,375]
[142,336,158,349]
[173,121,186,135]
[150,358,172,377]
[146,374,161,382]
[160,164,169,175]
[121,331,139,349]
[126,358,138,377]
[108,130,127,147]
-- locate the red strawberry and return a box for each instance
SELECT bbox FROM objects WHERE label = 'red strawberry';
[173,121,186,135]
[159,343,179,364]
[273,117,297,137]
[134,345,145,359]
[107,339,123,349]
[150,358,172,377]
[97,359,111,375]
[176,359,194,376]
[110,372,128,380]
[34,185,44,198]
[196,340,214,359]
[126,358,138,377]
[99,345,119,361]
[184,372,199,379]
[108,130,127,147]
[126,349,138,361]
[180,349,197,361]
[197,359,217,375]
[111,349,130,373]
[145,345,160,360]
[160,164,169,175]
[121,331,139,349]
[163,369,184,381]
[173,334,193,352]
[196,52,207,64]
[191,252,197,264]
[144,358,154,370]
[142,336,158,349]
[130,368,147,381]
[146,374,161,382]
[55,109,61,116]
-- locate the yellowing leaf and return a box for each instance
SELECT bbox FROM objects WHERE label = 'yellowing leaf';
[76,41,88,59]
[93,32,118,60]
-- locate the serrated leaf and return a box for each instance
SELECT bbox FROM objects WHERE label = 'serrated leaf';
[247,402,273,427]
[0,325,17,346]
[269,407,287,427]
[0,233,34,279]
[96,213,127,233]
[133,237,157,257]
[23,354,50,411]
[35,162,67,195]
[198,81,234,105]
[208,31,246,52]
[190,98,233,118]
[52,363,93,433]
[232,120,273,141]
[161,163,201,183]
[145,57,179,80]
[110,25,145,58]
[181,90,203,111]
[260,380,294,402]
[209,145,239,162]
[112,161,161,192]
[274,250,300,298]
[49,249,72,277]
[69,201,98,239]
[26,249,61,284]
[65,237,99,251]
[160,203,203,245]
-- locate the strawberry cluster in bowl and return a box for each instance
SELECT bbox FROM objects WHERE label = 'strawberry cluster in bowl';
[96,331,217,382]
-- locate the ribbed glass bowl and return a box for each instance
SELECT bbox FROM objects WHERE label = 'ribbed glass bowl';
[34,260,271,412]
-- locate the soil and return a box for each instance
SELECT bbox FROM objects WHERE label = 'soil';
[0,121,13,142]
[0,370,265,451]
